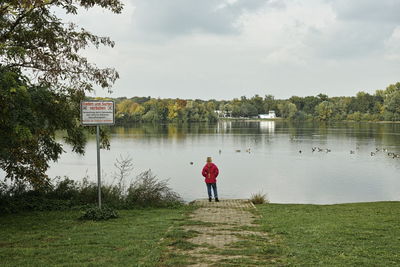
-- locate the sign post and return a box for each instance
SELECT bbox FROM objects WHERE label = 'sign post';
[96,125,101,209]
[81,100,115,209]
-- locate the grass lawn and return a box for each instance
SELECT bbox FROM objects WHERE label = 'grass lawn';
[257,201,400,266]
[0,207,189,267]
[2,202,400,266]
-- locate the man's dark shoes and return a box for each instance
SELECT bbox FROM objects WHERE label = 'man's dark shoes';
[215,198,219,202]
[209,197,212,202]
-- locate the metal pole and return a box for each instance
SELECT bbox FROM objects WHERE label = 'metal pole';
[96,125,102,209]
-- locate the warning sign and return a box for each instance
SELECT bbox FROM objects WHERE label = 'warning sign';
[81,101,115,125]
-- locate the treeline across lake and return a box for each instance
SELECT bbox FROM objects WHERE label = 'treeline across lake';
[108,82,400,123]
[114,97,218,123]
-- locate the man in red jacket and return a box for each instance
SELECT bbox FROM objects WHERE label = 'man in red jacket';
[202,156,219,202]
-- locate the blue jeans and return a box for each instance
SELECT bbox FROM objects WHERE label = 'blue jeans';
[206,183,218,198]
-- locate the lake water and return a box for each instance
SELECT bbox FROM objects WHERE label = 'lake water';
[47,121,400,204]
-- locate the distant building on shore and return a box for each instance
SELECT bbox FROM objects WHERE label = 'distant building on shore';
[215,110,231,118]
[258,110,276,119]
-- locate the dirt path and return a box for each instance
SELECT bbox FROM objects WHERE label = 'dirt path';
[166,199,275,266]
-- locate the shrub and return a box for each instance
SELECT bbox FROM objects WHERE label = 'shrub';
[347,112,362,121]
[79,206,119,221]
[75,177,99,205]
[362,113,373,121]
[113,154,134,195]
[250,192,269,205]
[0,157,183,214]
[50,177,80,202]
[126,170,183,208]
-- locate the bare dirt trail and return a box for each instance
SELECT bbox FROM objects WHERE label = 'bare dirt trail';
[170,199,275,266]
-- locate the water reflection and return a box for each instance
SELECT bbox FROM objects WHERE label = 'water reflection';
[110,121,400,152]
[47,121,400,204]
[259,121,275,133]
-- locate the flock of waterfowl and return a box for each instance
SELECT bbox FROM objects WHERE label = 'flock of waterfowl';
[233,148,251,153]
[371,148,400,158]
[311,146,400,158]
[311,147,331,153]
[230,146,400,158]
[190,146,400,165]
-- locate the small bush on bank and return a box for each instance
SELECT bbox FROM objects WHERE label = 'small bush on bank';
[126,170,183,208]
[0,177,126,214]
[250,192,269,205]
[0,156,183,214]
[76,177,124,209]
[79,206,119,221]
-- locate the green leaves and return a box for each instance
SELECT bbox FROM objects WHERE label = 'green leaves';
[0,0,122,187]
[315,101,334,121]
[381,82,400,121]
[0,67,86,188]
[14,125,33,140]
[278,101,297,119]
[0,0,122,93]
[79,206,119,221]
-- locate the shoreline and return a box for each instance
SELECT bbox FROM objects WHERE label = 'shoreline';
[218,117,400,123]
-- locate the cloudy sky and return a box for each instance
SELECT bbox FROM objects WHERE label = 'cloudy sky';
[69,0,400,100]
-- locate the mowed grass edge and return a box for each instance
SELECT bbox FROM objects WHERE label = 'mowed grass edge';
[256,201,400,266]
[0,207,191,267]
[2,202,400,266]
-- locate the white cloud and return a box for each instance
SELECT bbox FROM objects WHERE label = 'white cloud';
[54,0,135,41]
[329,0,400,23]
[235,0,336,64]
[215,0,239,10]
[68,0,400,99]
[385,26,400,61]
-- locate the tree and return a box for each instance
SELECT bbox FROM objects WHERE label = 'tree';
[0,67,109,188]
[302,96,321,115]
[250,94,264,114]
[317,93,329,101]
[1,0,122,92]
[289,96,305,111]
[142,99,168,122]
[167,102,181,121]
[116,99,144,122]
[230,98,242,117]
[221,103,233,117]
[1,0,123,187]
[263,94,276,114]
[315,101,334,121]
[348,91,375,113]
[332,97,351,120]
[240,103,258,117]
[383,88,400,121]
[277,101,297,119]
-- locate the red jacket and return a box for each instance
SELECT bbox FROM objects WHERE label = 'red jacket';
[202,163,219,183]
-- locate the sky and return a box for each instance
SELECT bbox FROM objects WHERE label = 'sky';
[66,0,400,100]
